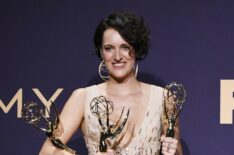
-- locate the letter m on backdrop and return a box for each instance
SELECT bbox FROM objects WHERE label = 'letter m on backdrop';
[220,80,234,124]
[0,89,22,117]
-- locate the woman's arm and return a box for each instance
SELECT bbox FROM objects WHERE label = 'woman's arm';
[39,88,86,155]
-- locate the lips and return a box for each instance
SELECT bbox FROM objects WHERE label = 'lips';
[112,62,126,69]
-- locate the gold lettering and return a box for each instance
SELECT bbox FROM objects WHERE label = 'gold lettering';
[220,80,234,124]
[33,88,63,117]
[0,89,23,117]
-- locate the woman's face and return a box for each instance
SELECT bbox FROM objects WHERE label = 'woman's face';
[101,28,136,81]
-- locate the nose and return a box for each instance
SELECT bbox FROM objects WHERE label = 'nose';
[113,49,123,62]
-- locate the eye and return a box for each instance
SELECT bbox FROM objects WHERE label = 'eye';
[120,44,131,52]
[103,46,114,52]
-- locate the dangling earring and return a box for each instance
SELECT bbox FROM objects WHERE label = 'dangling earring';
[134,63,139,77]
[98,60,109,81]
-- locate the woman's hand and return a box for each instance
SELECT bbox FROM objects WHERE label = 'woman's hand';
[52,149,74,155]
[96,149,115,155]
[160,135,178,155]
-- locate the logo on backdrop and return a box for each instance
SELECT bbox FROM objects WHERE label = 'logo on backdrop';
[220,80,234,124]
[0,88,63,118]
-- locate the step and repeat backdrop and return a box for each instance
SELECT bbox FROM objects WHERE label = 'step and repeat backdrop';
[1,0,234,154]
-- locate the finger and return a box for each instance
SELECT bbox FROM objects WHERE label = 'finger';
[160,135,166,142]
[163,137,178,143]
[161,146,176,155]
[161,150,176,155]
[107,149,114,155]
[162,141,177,149]
[162,137,178,147]
[161,137,178,155]
[162,143,177,149]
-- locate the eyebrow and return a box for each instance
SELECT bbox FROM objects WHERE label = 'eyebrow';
[102,43,131,47]
[102,44,113,47]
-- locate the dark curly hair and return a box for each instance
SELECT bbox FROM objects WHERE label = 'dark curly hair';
[94,11,150,60]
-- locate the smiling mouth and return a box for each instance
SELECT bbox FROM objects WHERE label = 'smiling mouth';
[112,62,126,68]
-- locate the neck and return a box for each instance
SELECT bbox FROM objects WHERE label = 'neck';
[106,73,141,95]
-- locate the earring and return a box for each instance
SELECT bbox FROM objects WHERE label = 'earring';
[134,64,139,77]
[98,60,109,81]
[133,63,139,77]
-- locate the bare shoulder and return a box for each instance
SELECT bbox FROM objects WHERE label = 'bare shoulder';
[72,88,87,98]
[71,83,104,101]
[63,88,87,106]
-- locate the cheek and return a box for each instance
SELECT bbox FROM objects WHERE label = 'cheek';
[102,52,113,61]
[125,54,136,62]
[127,57,136,68]
[124,51,136,60]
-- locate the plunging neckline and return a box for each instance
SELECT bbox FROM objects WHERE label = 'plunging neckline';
[94,83,153,135]
[84,84,163,154]
[134,84,152,131]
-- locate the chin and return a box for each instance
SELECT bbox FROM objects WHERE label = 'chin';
[110,72,133,81]
[111,74,126,80]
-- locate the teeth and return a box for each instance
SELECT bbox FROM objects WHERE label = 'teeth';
[113,63,124,67]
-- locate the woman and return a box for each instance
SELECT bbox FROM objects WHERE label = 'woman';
[39,11,183,155]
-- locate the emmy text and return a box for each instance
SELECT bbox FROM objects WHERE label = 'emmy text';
[0,88,63,118]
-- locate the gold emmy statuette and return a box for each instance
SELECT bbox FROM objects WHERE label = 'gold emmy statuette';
[163,82,186,137]
[21,102,78,155]
[90,96,130,152]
